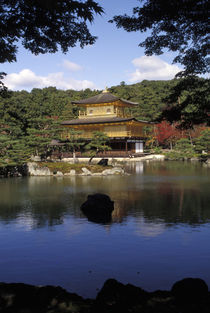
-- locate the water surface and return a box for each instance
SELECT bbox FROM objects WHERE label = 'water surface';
[0,161,209,298]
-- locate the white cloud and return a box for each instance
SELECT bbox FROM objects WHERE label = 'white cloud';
[62,59,83,71]
[129,56,181,82]
[3,69,96,91]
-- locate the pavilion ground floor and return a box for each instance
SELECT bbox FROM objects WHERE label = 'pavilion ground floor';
[51,137,147,159]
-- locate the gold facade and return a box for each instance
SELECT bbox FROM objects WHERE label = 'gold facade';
[79,102,130,119]
[61,92,151,142]
[62,121,147,139]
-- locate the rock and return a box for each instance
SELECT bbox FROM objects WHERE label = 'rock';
[92,172,103,176]
[27,162,52,176]
[81,193,114,224]
[171,278,209,303]
[96,279,148,312]
[0,278,209,313]
[97,158,108,166]
[0,282,90,313]
[54,171,63,176]
[31,155,41,162]
[69,169,76,176]
[102,167,124,175]
[191,157,199,162]
[81,167,91,175]
[206,158,210,165]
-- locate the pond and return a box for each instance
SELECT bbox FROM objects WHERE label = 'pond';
[0,161,209,298]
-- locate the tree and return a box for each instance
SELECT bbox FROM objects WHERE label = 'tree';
[0,0,103,64]
[111,0,209,76]
[111,0,209,128]
[64,129,85,161]
[175,138,195,155]
[0,90,62,165]
[170,77,208,127]
[194,129,210,154]
[159,77,210,128]
[85,131,111,163]
[0,72,8,97]
[0,0,103,92]
[26,116,62,158]
[156,121,184,149]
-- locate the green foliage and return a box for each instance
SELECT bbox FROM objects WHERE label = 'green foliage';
[153,146,162,154]
[0,1,103,92]
[0,86,100,166]
[85,131,111,163]
[164,138,197,160]
[194,129,210,153]
[0,88,65,165]
[110,80,177,121]
[0,82,208,166]
[111,1,209,128]
[63,129,85,154]
[175,138,194,153]
[160,77,210,128]
[0,72,8,97]
[0,135,31,166]
[0,0,103,64]
[85,131,110,152]
[111,0,209,76]
[26,117,61,157]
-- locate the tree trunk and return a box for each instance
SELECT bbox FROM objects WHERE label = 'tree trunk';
[188,131,193,146]
[73,149,78,164]
[88,154,96,164]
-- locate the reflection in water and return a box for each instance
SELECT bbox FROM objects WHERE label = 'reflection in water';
[135,217,166,238]
[0,162,209,297]
[0,162,210,227]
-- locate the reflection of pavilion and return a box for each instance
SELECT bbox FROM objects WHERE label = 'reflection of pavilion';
[111,190,143,223]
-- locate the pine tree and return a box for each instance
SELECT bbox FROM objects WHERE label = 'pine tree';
[85,131,111,163]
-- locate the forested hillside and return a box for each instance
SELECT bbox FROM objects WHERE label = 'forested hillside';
[110,80,177,121]
[0,79,209,167]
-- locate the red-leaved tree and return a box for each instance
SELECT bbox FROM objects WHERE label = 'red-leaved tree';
[155,121,185,149]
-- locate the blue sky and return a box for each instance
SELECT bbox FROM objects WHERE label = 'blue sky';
[2,0,182,91]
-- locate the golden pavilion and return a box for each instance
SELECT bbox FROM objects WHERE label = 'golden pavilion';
[61,89,152,156]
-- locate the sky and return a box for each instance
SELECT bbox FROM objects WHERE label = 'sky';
[2,0,182,91]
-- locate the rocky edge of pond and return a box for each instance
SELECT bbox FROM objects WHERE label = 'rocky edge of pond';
[0,155,209,177]
[0,278,209,313]
[27,162,127,177]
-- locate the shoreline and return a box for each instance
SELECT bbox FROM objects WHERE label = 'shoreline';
[0,278,209,313]
[0,155,209,178]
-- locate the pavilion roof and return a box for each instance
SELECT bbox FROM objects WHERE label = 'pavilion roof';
[72,92,138,106]
[61,117,151,126]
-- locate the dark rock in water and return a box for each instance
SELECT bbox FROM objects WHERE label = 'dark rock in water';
[97,158,108,166]
[81,193,114,224]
